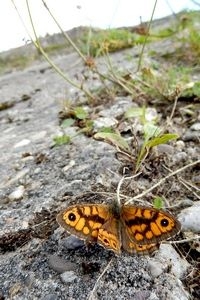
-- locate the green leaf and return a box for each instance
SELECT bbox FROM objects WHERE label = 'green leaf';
[99,127,115,133]
[192,81,200,97]
[143,123,161,141]
[181,81,200,98]
[145,133,178,148]
[153,197,164,209]
[53,135,71,146]
[125,107,145,118]
[79,120,94,133]
[94,132,130,152]
[74,107,88,120]
[61,118,75,128]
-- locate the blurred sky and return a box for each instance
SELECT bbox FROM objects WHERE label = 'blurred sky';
[0,0,199,52]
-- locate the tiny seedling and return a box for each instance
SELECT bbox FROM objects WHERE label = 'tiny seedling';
[152,196,164,209]
[95,106,178,173]
[53,135,71,146]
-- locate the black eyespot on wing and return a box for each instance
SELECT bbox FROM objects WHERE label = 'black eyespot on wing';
[68,212,76,221]
[103,238,109,245]
[160,218,169,227]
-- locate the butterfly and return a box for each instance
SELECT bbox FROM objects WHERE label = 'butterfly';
[57,193,181,255]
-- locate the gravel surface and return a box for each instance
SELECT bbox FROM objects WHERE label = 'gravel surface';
[0,17,200,300]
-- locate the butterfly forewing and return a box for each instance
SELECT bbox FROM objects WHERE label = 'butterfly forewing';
[56,204,111,242]
[121,206,181,245]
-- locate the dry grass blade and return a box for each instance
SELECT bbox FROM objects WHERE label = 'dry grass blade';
[124,159,200,205]
[88,259,113,300]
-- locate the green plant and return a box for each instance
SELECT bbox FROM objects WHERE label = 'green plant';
[117,65,193,104]
[53,135,71,146]
[0,54,34,73]
[153,196,164,209]
[43,43,67,54]
[179,12,200,63]
[80,28,146,57]
[95,106,178,172]
[126,106,178,170]
[55,104,95,145]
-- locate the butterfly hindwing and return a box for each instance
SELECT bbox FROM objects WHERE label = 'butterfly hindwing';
[98,218,121,253]
[121,223,159,255]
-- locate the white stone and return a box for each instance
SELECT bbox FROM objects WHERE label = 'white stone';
[8,185,25,201]
[14,139,30,148]
[93,117,118,129]
[62,160,75,172]
[148,244,189,279]
[148,260,164,278]
[190,123,200,131]
[178,201,200,233]
[175,140,185,150]
[3,168,29,188]
[60,271,78,284]
[145,107,158,122]
[32,131,47,140]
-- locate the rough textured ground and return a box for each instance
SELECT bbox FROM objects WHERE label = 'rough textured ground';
[0,14,200,300]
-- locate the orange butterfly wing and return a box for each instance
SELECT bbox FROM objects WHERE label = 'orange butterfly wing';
[121,206,181,245]
[57,202,181,255]
[121,226,158,255]
[57,204,121,253]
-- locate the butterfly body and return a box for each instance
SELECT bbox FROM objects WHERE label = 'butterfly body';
[57,200,181,255]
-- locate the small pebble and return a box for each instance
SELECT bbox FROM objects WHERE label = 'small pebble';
[60,271,78,284]
[147,260,164,278]
[148,292,159,300]
[175,140,185,150]
[157,144,174,155]
[183,131,200,142]
[172,151,188,163]
[21,155,34,162]
[32,130,47,141]
[48,255,76,273]
[175,198,194,208]
[187,146,197,156]
[100,97,133,118]
[34,167,41,174]
[145,108,158,122]
[62,160,76,172]
[3,168,30,189]
[8,185,25,201]
[190,122,200,131]
[153,244,189,278]
[178,201,200,233]
[93,117,118,129]
[41,294,58,300]
[14,139,30,148]
[132,290,151,300]
[62,235,85,250]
